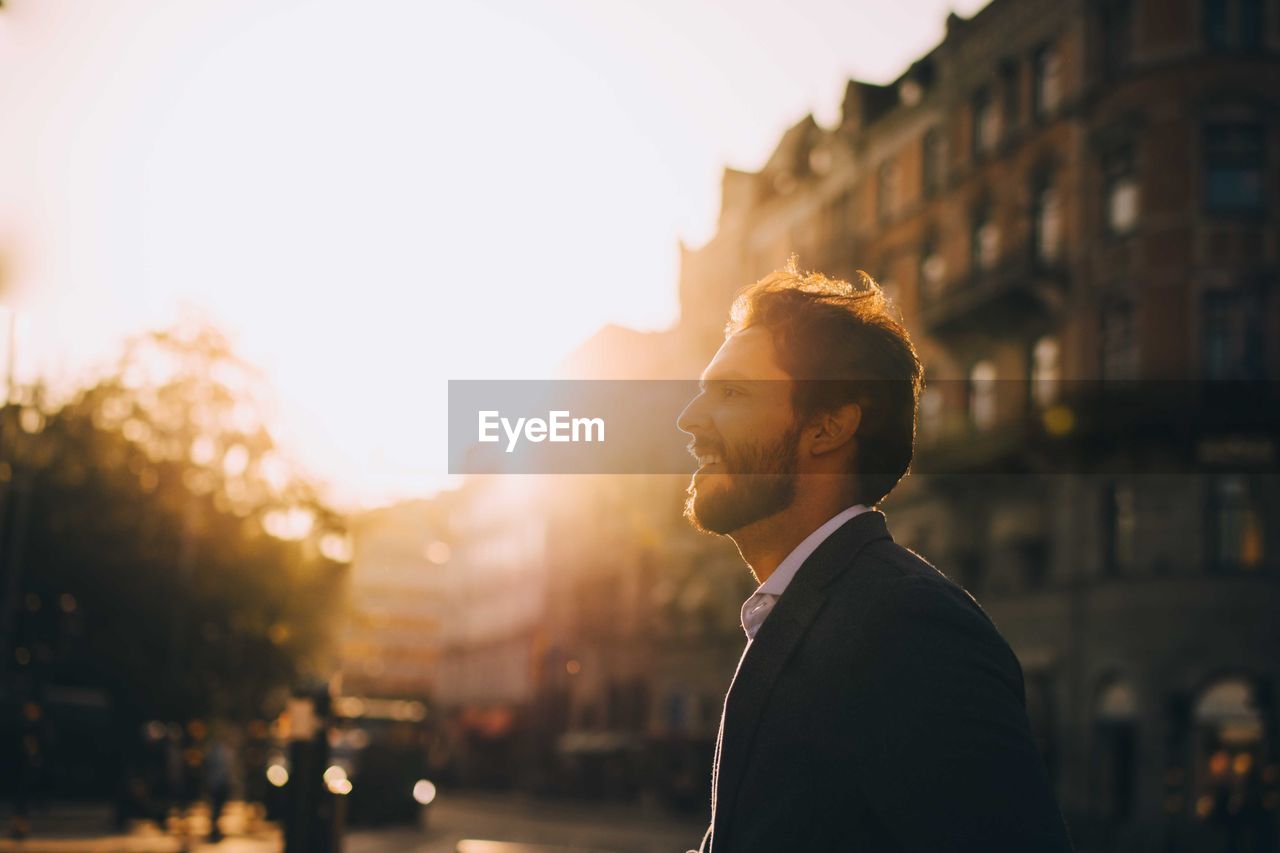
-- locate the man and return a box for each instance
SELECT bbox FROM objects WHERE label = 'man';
[676,263,1073,852]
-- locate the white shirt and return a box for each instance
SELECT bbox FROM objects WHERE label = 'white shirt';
[739,504,871,640]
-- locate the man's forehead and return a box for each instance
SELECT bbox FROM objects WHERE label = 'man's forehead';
[701,327,791,383]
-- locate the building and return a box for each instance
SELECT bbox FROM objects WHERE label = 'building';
[340,500,450,700]
[536,0,1280,848]
[430,476,549,786]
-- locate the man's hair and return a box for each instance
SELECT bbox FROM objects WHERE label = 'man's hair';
[726,258,924,507]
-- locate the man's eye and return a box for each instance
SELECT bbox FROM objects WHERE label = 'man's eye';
[722,386,743,399]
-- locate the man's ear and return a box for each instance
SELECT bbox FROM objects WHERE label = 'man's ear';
[808,403,861,456]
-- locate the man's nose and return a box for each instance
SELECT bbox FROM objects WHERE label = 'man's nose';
[676,389,707,436]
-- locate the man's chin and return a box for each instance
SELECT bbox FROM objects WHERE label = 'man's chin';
[684,471,798,536]
[684,482,743,536]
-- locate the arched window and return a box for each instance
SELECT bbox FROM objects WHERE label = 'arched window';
[878,160,901,222]
[972,86,999,156]
[971,200,1000,272]
[1192,678,1268,829]
[968,360,998,430]
[922,128,946,197]
[1033,41,1062,118]
[1032,178,1063,264]
[1102,481,1138,575]
[920,228,946,298]
[1031,336,1061,407]
[1208,476,1265,571]
[1104,143,1139,235]
[1093,678,1139,823]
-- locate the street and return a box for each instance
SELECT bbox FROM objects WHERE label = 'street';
[0,795,706,853]
[347,793,706,853]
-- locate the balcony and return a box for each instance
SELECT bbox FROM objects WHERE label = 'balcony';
[918,253,1068,338]
[916,381,1280,477]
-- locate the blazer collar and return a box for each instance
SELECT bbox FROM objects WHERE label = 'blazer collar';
[711,509,892,848]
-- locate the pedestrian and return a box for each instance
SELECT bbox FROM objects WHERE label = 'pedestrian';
[204,726,234,843]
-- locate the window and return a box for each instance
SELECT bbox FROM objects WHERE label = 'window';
[1203,124,1266,214]
[1033,177,1064,264]
[1209,475,1265,570]
[1202,289,1264,380]
[1102,482,1138,574]
[971,200,1000,272]
[1241,0,1265,47]
[1192,679,1266,825]
[1101,0,1133,79]
[1204,0,1265,50]
[1104,144,1139,235]
[1205,0,1231,46]
[968,360,998,430]
[1031,336,1061,407]
[972,87,999,157]
[920,229,946,297]
[922,128,946,197]
[877,160,900,222]
[1033,42,1063,118]
[1093,679,1139,822]
[1101,303,1138,381]
[1000,60,1021,134]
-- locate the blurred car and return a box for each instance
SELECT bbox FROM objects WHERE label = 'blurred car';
[329,697,435,826]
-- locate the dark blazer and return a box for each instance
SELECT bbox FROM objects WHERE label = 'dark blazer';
[696,510,1073,853]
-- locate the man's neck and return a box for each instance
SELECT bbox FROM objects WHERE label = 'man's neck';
[729,492,854,584]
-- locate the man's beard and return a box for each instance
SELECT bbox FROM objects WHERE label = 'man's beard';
[683,424,802,535]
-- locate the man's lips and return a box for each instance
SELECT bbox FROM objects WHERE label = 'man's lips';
[690,447,726,476]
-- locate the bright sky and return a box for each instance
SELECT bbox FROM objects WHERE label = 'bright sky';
[0,0,988,509]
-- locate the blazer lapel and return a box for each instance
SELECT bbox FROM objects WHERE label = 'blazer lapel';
[710,510,892,849]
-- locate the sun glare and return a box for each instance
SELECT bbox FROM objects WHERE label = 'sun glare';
[0,0,989,507]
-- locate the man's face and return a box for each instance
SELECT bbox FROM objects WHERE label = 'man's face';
[676,327,801,535]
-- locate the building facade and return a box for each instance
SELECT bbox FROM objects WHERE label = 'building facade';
[424,0,1280,848]
[528,0,1280,849]
[669,0,1280,849]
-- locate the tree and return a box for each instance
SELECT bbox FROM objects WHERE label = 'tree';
[2,318,349,733]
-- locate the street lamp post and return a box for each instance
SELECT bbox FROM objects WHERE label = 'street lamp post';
[284,681,340,853]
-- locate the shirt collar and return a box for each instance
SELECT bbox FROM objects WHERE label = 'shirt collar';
[754,503,871,600]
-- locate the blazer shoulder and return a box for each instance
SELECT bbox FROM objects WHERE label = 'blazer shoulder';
[840,537,979,609]
[827,538,1013,663]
